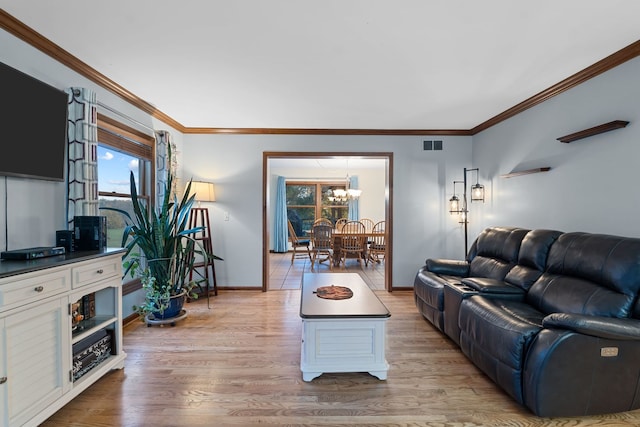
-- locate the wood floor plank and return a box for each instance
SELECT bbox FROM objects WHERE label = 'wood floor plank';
[40,290,640,426]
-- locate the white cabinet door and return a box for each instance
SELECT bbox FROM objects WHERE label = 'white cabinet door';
[0,317,7,427]
[1,298,69,427]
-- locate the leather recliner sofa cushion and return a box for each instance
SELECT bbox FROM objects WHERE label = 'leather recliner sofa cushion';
[458,296,546,404]
[467,227,530,280]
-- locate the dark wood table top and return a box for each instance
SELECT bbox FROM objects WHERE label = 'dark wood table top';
[300,273,390,319]
[0,247,125,280]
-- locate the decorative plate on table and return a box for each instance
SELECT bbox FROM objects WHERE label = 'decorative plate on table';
[314,285,353,300]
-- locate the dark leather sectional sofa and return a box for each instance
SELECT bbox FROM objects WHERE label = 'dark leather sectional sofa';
[414,226,640,417]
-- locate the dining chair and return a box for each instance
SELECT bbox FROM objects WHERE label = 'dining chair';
[359,218,375,233]
[335,218,348,231]
[369,220,386,263]
[313,218,333,227]
[359,217,375,253]
[287,220,312,264]
[310,224,333,270]
[338,220,368,268]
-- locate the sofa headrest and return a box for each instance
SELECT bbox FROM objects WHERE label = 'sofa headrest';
[502,230,563,291]
[468,227,530,281]
[546,232,640,296]
[518,229,563,270]
[474,226,530,263]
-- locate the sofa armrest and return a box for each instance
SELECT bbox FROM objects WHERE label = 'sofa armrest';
[461,277,525,295]
[425,258,469,276]
[543,313,640,341]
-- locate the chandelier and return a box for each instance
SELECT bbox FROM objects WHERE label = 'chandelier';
[329,186,362,202]
[327,159,362,202]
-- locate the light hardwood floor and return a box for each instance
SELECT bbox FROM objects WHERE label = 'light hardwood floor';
[40,289,640,426]
[269,251,385,290]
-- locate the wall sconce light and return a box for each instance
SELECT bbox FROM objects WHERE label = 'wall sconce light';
[448,168,484,255]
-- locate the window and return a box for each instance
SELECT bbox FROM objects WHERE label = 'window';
[97,113,155,295]
[286,182,348,235]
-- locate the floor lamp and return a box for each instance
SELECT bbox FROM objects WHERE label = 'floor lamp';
[188,181,217,304]
[448,168,484,256]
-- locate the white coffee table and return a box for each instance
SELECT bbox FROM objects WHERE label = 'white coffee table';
[299,273,390,381]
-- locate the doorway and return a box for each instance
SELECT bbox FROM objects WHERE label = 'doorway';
[262,152,394,291]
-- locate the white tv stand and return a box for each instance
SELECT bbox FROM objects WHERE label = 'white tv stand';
[0,248,126,427]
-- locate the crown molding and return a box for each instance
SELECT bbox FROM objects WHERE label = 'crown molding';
[471,39,640,134]
[182,127,472,135]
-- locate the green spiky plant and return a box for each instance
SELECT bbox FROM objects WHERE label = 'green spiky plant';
[103,144,222,319]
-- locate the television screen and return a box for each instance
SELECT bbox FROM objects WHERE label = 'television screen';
[0,61,68,181]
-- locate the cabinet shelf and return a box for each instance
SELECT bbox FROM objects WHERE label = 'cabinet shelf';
[557,120,629,143]
[500,167,551,178]
[72,315,117,343]
[72,354,120,386]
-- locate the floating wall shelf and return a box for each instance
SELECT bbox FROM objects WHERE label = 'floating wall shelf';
[500,167,551,178]
[557,120,629,143]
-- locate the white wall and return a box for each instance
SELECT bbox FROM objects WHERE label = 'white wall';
[472,56,640,238]
[181,134,473,288]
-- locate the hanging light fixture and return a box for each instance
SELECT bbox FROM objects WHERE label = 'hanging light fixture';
[470,169,485,202]
[346,186,362,200]
[328,188,347,202]
[449,181,464,214]
[327,159,362,202]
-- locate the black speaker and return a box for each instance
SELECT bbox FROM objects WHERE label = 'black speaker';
[74,216,107,251]
[56,230,75,252]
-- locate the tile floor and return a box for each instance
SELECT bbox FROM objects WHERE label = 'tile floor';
[268,251,385,290]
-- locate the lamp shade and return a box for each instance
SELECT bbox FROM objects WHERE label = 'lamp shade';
[471,183,484,202]
[449,195,460,213]
[190,181,216,202]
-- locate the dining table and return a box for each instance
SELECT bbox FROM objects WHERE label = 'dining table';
[310,229,386,267]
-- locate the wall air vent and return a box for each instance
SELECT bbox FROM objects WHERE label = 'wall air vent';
[423,140,443,151]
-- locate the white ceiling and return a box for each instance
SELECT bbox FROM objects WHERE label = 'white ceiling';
[2,1,640,130]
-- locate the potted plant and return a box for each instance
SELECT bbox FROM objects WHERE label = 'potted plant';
[104,144,221,323]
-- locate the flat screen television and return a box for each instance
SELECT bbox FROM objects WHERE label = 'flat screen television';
[0,61,68,182]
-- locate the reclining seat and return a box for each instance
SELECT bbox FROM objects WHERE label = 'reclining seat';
[454,229,562,342]
[458,232,640,416]
[414,226,529,331]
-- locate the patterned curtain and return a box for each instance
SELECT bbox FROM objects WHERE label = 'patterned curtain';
[273,176,288,252]
[66,87,99,229]
[348,175,359,220]
[155,130,175,207]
